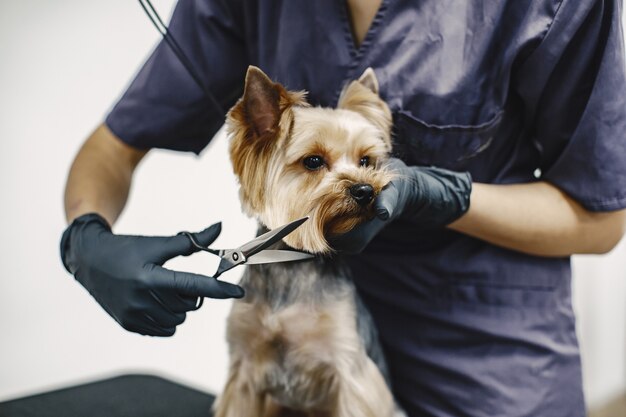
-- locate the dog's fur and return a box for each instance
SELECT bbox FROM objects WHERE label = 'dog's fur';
[214,66,399,417]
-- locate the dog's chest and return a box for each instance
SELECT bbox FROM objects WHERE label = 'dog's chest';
[225,260,364,408]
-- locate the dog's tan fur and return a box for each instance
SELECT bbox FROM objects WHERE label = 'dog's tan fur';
[218,299,394,417]
[215,66,397,417]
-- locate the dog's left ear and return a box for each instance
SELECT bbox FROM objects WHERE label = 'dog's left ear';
[357,67,379,95]
[337,68,392,149]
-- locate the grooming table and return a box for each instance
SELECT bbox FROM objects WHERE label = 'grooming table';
[0,374,215,417]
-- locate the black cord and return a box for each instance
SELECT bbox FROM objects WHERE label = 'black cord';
[137,0,223,115]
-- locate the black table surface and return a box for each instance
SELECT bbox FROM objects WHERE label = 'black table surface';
[0,374,215,417]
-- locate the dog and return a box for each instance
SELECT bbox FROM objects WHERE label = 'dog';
[214,66,400,417]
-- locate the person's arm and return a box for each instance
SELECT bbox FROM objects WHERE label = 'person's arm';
[331,159,626,256]
[60,124,243,337]
[448,181,626,257]
[64,123,147,225]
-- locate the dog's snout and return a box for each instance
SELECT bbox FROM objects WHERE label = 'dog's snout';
[349,183,374,206]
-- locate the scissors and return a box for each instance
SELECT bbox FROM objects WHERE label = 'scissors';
[179,216,314,279]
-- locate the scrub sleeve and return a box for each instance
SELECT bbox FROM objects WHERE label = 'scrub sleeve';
[516,0,626,210]
[106,0,247,154]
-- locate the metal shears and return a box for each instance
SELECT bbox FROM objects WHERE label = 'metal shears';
[179,217,314,280]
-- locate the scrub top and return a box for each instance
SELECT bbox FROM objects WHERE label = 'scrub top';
[106,1,626,416]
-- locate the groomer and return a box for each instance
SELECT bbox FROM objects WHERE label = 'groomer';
[61,1,626,416]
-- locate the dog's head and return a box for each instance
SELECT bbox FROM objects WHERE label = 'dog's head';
[227,66,393,253]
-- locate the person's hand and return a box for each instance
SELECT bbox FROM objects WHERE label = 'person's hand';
[60,213,244,336]
[331,158,472,253]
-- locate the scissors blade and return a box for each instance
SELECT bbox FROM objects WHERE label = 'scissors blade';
[245,250,314,265]
[237,217,309,258]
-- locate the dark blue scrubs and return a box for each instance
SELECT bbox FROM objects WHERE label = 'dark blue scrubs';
[106,1,626,416]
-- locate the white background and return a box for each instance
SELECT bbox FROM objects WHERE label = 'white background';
[0,0,624,411]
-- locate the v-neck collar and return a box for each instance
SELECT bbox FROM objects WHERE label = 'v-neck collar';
[338,0,390,60]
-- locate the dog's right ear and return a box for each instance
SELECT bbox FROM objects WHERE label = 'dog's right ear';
[240,66,282,139]
[232,66,307,142]
[227,67,307,214]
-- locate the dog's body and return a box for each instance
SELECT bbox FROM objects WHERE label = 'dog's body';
[214,67,400,417]
[220,247,394,416]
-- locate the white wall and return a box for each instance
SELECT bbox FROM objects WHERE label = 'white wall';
[574,248,626,408]
[0,0,624,410]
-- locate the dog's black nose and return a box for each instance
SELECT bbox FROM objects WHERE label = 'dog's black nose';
[349,183,374,206]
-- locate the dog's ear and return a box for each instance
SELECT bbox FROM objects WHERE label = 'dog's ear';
[337,68,392,149]
[357,67,379,94]
[227,66,307,214]
[241,66,283,138]
[230,66,307,142]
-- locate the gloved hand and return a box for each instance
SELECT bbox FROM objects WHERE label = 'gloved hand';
[331,158,472,253]
[60,213,244,336]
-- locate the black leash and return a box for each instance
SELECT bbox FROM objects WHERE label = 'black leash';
[137,0,223,115]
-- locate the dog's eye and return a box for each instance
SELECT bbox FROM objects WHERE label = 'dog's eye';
[303,155,325,170]
[359,156,370,167]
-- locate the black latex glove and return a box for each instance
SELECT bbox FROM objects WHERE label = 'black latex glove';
[331,158,472,253]
[60,213,244,336]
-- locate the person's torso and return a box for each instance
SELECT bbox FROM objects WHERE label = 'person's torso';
[231,3,585,415]
[239,0,563,184]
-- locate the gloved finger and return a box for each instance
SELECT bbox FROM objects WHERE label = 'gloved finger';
[122,317,176,337]
[141,299,187,327]
[137,324,176,337]
[183,222,223,248]
[152,222,222,263]
[328,217,387,254]
[150,288,198,313]
[383,156,408,171]
[151,265,245,299]
[374,183,400,220]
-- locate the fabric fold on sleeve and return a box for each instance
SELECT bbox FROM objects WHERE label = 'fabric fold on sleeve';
[515,0,626,211]
[106,0,248,154]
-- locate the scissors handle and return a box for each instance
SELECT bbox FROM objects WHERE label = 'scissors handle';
[178,232,221,256]
[178,232,244,279]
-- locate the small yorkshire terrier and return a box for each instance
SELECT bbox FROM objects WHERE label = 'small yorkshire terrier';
[214,66,400,417]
